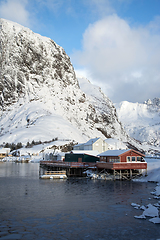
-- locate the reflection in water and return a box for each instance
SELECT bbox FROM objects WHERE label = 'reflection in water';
[0,163,159,240]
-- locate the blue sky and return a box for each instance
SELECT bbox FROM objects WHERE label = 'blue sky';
[0,0,160,103]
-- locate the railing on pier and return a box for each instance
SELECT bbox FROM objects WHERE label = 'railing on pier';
[40,160,96,168]
[44,171,66,175]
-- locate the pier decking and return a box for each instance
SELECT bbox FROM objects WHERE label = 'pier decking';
[39,159,147,180]
[96,161,147,170]
[40,161,97,177]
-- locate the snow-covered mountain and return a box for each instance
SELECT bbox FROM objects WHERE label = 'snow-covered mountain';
[115,98,160,152]
[0,18,128,146]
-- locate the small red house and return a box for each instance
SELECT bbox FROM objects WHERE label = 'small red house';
[97,149,147,171]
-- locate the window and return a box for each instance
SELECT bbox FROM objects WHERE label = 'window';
[101,156,106,161]
[109,158,120,163]
[132,157,136,162]
[137,157,141,162]
[115,159,120,162]
[127,156,131,162]
[109,159,113,162]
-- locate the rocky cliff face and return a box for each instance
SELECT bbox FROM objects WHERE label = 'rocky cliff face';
[0,18,128,144]
[0,18,78,107]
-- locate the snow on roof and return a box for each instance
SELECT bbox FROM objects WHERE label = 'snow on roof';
[84,138,100,146]
[98,149,130,156]
[69,150,99,157]
[0,148,10,153]
[74,143,85,147]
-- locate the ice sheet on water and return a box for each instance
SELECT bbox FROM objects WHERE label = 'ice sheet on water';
[143,204,159,217]
[134,215,146,219]
[149,217,160,224]
[131,203,140,208]
[134,203,159,221]
[140,205,146,210]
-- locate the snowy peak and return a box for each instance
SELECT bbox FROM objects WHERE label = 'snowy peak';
[115,99,160,151]
[144,98,160,107]
[0,18,128,145]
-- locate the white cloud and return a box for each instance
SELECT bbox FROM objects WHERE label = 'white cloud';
[0,0,30,27]
[148,16,160,34]
[72,14,160,103]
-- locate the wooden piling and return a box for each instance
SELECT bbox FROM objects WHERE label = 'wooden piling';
[120,170,122,180]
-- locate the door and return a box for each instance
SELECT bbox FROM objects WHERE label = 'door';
[78,158,82,162]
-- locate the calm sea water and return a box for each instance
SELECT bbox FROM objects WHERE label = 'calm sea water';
[0,162,159,240]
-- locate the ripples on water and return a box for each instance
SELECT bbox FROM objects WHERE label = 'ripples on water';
[0,163,159,240]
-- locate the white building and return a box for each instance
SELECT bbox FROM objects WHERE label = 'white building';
[0,148,11,159]
[73,138,108,153]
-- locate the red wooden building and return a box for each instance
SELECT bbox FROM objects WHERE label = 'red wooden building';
[97,149,147,179]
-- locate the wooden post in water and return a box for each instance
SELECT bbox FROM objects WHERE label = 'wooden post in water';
[113,170,115,180]
[130,169,132,179]
[145,168,147,176]
[120,170,122,180]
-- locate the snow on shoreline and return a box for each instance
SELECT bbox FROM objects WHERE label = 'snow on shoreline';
[134,157,160,185]
[132,157,160,224]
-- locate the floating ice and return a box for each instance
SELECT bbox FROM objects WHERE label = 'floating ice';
[131,203,140,208]
[149,217,160,224]
[134,215,146,219]
[143,204,159,217]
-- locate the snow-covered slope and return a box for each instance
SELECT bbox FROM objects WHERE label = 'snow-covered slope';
[115,98,160,150]
[0,18,128,145]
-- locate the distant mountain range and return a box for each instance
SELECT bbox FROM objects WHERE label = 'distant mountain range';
[115,98,160,153]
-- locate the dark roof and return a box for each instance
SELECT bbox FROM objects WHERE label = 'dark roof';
[69,150,99,157]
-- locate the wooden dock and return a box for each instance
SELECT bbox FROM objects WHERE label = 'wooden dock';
[40,170,67,179]
[39,161,96,178]
[39,160,147,180]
